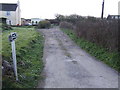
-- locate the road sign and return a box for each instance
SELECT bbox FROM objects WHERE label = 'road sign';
[8,32,18,81]
[8,32,17,42]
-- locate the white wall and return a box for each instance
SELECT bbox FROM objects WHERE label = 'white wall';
[16,5,21,25]
[0,2,21,25]
[0,11,16,25]
[16,1,21,25]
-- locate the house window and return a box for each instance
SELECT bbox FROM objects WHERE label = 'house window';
[36,21,38,24]
[9,20,11,25]
[6,20,11,25]
[115,16,118,19]
[6,11,11,16]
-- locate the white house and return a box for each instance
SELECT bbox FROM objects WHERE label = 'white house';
[31,18,44,25]
[0,1,21,25]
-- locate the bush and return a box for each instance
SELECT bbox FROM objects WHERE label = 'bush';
[59,21,75,30]
[59,14,118,52]
[37,20,51,29]
[1,23,12,31]
[75,19,118,52]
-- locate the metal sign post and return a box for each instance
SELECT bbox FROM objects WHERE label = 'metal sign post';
[8,32,18,81]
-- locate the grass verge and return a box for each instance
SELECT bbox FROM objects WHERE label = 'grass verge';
[2,27,44,88]
[61,28,120,72]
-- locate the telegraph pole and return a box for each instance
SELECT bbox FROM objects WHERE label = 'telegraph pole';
[101,0,105,19]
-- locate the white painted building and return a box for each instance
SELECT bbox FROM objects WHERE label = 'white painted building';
[0,1,21,25]
[31,18,44,25]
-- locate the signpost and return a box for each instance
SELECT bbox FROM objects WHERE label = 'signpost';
[8,32,18,81]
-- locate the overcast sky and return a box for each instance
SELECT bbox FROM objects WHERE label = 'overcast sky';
[0,0,119,19]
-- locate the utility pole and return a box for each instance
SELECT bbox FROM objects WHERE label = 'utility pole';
[101,0,105,19]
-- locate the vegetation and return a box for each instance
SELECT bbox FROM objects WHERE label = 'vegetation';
[58,14,118,52]
[58,14,119,71]
[2,27,44,88]
[61,28,120,72]
[0,25,2,55]
[0,23,12,32]
[37,20,51,29]
[60,21,74,30]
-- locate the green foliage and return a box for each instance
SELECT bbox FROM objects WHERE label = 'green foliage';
[1,23,13,31]
[20,25,35,28]
[61,28,120,72]
[2,27,44,88]
[2,27,36,57]
[37,20,51,29]
[55,14,65,22]
[55,14,85,24]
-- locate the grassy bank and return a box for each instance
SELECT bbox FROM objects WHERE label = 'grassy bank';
[61,28,120,72]
[2,27,44,88]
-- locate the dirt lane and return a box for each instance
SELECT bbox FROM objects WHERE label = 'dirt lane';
[37,27,118,88]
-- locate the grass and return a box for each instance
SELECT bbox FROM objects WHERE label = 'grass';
[0,24,2,55]
[2,27,37,57]
[0,32,2,55]
[61,28,120,72]
[2,27,44,88]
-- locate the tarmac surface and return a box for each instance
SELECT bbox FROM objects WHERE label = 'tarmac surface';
[37,27,119,88]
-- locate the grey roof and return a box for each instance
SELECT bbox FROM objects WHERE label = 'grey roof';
[0,3,17,11]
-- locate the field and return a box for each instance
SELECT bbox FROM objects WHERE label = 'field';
[1,27,44,88]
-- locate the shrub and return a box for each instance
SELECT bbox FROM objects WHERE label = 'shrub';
[1,23,12,31]
[59,21,75,30]
[59,14,118,52]
[37,20,51,29]
[75,19,118,52]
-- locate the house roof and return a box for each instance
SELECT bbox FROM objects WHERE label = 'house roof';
[107,15,120,20]
[0,3,17,11]
[25,19,31,21]
[108,15,120,17]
